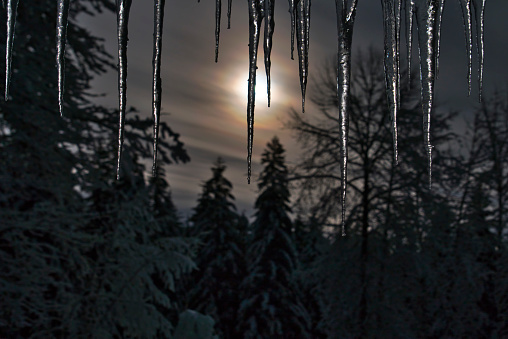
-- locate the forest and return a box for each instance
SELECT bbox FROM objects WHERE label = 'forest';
[1,0,507,338]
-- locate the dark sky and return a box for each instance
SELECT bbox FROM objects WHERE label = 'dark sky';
[80,0,508,218]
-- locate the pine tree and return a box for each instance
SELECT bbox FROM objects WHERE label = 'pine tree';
[238,137,310,338]
[187,158,245,338]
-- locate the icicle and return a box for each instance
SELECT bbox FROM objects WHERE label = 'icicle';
[116,0,132,180]
[336,0,358,236]
[405,0,415,87]
[381,0,401,164]
[296,0,311,113]
[246,0,263,184]
[458,0,473,96]
[4,0,19,101]
[434,0,445,78]
[227,0,232,28]
[472,0,485,101]
[215,0,221,62]
[288,0,295,59]
[264,0,275,107]
[414,0,437,189]
[152,0,166,176]
[56,0,70,117]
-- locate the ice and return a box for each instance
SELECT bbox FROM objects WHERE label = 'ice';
[0,0,489,216]
[215,0,221,62]
[405,0,415,86]
[264,0,275,107]
[288,0,295,59]
[459,0,473,95]
[435,0,445,78]
[227,0,232,28]
[472,0,485,100]
[336,0,358,236]
[152,0,166,176]
[246,0,263,184]
[4,0,19,101]
[115,0,132,180]
[56,0,70,116]
[381,0,401,164]
[296,0,311,113]
[458,0,486,100]
[414,0,440,188]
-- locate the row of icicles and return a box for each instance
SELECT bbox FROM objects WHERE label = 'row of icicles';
[3,0,485,235]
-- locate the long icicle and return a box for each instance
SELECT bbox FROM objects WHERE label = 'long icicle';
[415,0,437,189]
[5,0,19,101]
[116,0,132,180]
[405,0,415,87]
[56,0,70,116]
[152,0,166,176]
[381,0,401,164]
[336,0,358,236]
[472,0,485,101]
[246,0,263,184]
[434,0,445,78]
[287,0,295,59]
[296,0,311,113]
[264,0,275,107]
[458,0,473,96]
[215,0,221,62]
[227,0,232,28]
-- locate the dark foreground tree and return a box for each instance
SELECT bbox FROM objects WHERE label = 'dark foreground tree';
[237,137,311,338]
[449,91,508,336]
[0,1,213,337]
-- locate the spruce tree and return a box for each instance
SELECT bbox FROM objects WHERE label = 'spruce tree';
[238,137,310,338]
[187,158,245,338]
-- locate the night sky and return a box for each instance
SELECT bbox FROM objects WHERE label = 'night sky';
[80,0,508,218]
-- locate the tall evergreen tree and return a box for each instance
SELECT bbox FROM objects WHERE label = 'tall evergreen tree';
[187,158,245,338]
[238,137,310,338]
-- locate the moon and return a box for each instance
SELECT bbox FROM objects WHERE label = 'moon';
[231,70,284,124]
[237,72,271,107]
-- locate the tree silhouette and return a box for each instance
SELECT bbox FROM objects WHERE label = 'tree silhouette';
[186,158,246,339]
[284,49,508,337]
[237,137,311,338]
